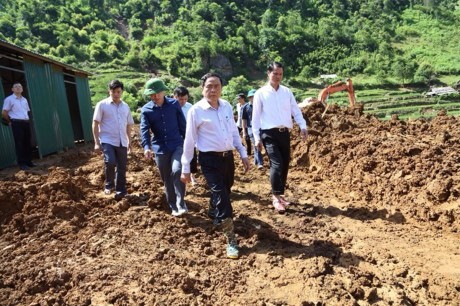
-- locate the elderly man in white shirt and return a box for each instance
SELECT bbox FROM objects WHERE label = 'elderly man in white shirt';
[2,82,36,170]
[181,72,250,259]
[92,80,134,201]
[252,62,308,213]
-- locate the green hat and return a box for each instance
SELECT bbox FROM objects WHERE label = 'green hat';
[144,78,168,95]
[247,89,257,97]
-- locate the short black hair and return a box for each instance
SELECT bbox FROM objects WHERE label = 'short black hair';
[267,62,284,72]
[173,86,189,97]
[108,79,124,91]
[200,72,223,87]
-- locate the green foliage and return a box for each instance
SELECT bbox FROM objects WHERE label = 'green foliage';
[221,75,250,107]
[0,0,458,93]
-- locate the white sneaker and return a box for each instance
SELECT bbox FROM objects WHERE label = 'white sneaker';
[178,207,189,215]
[104,188,112,195]
[172,207,188,217]
[171,210,181,217]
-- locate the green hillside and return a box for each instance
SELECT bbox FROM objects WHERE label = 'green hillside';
[0,0,459,115]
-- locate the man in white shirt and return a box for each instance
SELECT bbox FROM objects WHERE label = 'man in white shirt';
[181,72,250,259]
[173,86,198,186]
[2,82,36,170]
[252,62,308,213]
[92,80,134,201]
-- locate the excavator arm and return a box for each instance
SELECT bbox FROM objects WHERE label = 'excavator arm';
[317,78,356,107]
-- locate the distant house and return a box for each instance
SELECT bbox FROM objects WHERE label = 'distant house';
[425,87,457,97]
[0,39,93,169]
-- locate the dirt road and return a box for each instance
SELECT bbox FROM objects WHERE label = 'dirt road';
[0,104,459,305]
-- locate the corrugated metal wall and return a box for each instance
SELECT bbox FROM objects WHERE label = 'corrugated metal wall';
[48,65,75,149]
[75,75,93,142]
[23,56,60,157]
[0,78,17,168]
[1,54,92,168]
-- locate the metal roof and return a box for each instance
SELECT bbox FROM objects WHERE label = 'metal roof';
[0,39,92,76]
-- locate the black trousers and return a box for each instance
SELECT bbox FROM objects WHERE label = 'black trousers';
[190,148,198,173]
[198,151,235,224]
[261,128,290,195]
[11,120,32,165]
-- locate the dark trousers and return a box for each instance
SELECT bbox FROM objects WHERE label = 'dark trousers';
[245,133,252,156]
[261,129,290,195]
[190,148,198,173]
[198,151,235,224]
[101,143,128,194]
[11,120,32,165]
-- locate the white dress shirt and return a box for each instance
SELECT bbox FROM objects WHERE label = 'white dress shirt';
[251,83,307,143]
[93,97,134,148]
[181,102,193,120]
[181,98,247,173]
[2,94,30,120]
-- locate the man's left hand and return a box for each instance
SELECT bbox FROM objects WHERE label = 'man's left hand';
[301,128,308,141]
[242,157,250,173]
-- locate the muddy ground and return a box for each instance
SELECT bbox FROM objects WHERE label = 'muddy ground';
[0,104,459,305]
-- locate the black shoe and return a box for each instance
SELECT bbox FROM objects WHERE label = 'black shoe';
[26,162,37,167]
[19,165,29,171]
[114,192,127,201]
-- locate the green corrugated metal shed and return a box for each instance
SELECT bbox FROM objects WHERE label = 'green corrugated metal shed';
[0,39,92,168]
[76,75,94,142]
[0,77,17,169]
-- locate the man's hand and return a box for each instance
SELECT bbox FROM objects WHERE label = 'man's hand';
[300,128,308,141]
[94,143,102,154]
[144,149,153,159]
[181,173,191,184]
[242,157,250,173]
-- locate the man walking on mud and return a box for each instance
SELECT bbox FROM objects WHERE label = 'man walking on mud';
[252,62,308,213]
[181,72,250,259]
[141,78,188,216]
[92,80,134,201]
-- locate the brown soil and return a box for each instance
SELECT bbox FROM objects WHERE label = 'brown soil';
[1,103,459,305]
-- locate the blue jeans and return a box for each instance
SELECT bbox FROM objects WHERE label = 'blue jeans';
[198,151,235,224]
[249,132,263,166]
[102,143,128,194]
[154,146,186,212]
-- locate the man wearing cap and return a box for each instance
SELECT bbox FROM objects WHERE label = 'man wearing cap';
[180,72,250,259]
[242,89,264,169]
[93,80,134,200]
[252,62,308,213]
[140,78,188,216]
[2,82,36,170]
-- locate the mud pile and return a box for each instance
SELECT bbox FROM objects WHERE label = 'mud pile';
[1,107,459,305]
[289,103,460,230]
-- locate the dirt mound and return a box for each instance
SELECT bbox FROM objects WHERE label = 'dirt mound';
[1,107,459,305]
[289,103,460,230]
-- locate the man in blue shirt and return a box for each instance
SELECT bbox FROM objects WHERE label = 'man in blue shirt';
[140,78,188,216]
